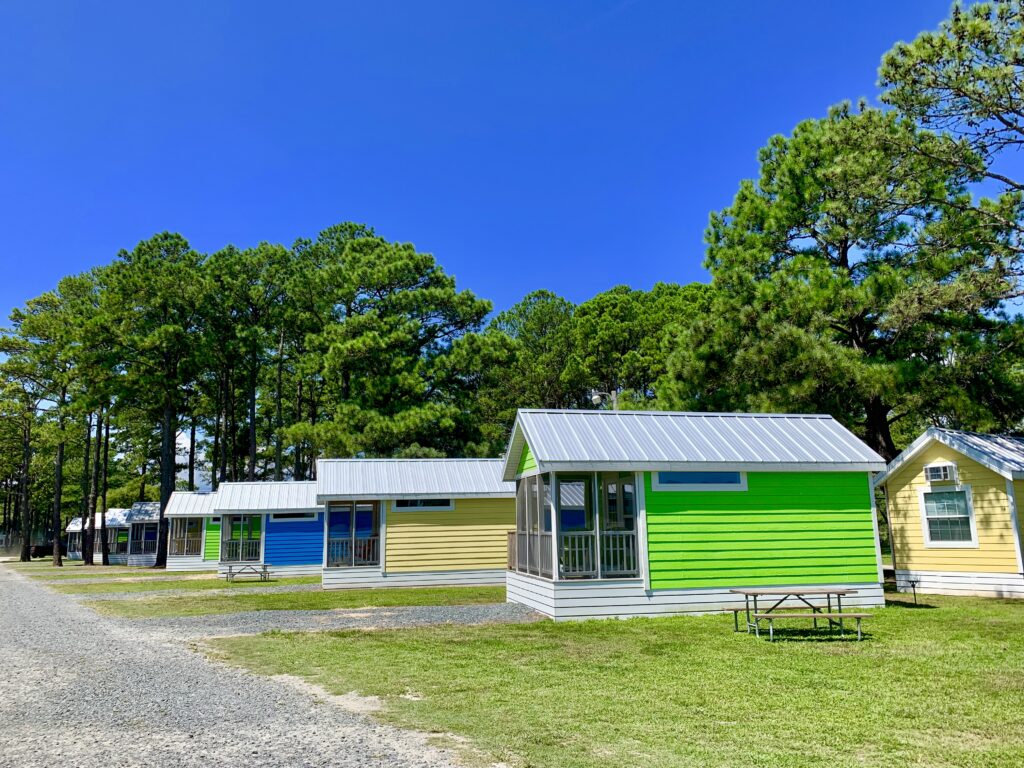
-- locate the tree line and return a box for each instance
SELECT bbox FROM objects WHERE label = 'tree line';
[4,1,1024,566]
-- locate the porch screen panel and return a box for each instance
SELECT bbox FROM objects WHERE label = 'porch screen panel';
[558,477,596,578]
[526,476,539,575]
[515,480,528,573]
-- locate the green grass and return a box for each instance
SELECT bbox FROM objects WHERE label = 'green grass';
[89,585,507,618]
[52,574,321,595]
[211,594,1024,768]
[26,568,218,580]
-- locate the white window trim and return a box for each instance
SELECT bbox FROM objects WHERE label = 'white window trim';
[391,499,455,512]
[269,511,319,521]
[918,483,979,549]
[923,460,958,486]
[651,471,748,492]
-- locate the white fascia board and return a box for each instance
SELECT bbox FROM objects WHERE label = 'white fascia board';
[539,460,885,474]
[316,492,513,503]
[875,428,1014,487]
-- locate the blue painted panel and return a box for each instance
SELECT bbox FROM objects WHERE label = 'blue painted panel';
[264,513,324,566]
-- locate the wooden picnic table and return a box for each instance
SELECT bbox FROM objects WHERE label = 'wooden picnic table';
[729,587,861,637]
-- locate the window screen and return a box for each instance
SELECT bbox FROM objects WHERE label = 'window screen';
[923,490,973,543]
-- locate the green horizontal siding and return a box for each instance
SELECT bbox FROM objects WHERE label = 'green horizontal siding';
[203,520,220,561]
[645,471,877,589]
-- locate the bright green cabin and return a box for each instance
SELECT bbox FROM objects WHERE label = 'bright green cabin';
[644,471,877,589]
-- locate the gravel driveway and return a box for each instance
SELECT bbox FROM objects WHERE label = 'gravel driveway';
[0,564,510,768]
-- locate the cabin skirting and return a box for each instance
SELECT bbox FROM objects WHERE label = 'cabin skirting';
[506,570,885,621]
[216,562,323,577]
[126,553,157,567]
[165,555,213,572]
[894,568,1024,598]
[322,567,506,590]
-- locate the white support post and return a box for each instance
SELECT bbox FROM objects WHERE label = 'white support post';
[379,500,387,575]
[636,471,650,590]
[550,473,559,582]
[1005,479,1024,574]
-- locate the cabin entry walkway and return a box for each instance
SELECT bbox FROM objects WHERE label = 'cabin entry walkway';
[0,562,518,768]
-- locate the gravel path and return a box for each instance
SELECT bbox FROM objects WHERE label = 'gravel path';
[123,601,541,639]
[0,563,519,768]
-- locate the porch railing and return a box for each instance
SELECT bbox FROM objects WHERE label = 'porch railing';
[221,538,261,562]
[600,530,639,577]
[327,536,380,568]
[557,531,639,579]
[169,537,203,557]
[130,540,158,555]
[559,532,597,578]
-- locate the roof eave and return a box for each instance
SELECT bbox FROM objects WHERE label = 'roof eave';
[539,460,886,473]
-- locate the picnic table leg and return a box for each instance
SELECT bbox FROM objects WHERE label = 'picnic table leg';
[838,594,844,635]
[734,608,739,632]
[768,619,774,642]
[856,618,862,641]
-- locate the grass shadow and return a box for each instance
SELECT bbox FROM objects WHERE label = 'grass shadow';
[885,598,937,610]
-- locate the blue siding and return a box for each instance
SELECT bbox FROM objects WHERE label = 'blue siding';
[264,513,324,566]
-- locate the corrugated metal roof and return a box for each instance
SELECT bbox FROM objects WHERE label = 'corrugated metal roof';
[876,426,1024,484]
[66,508,133,533]
[213,481,320,512]
[165,491,220,518]
[126,502,161,523]
[502,409,886,480]
[316,459,515,501]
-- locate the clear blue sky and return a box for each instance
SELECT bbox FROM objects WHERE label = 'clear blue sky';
[0,1,954,320]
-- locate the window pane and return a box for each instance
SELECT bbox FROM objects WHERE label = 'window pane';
[559,479,590,531]
[924,491,972,542]
[329,507,352,537]
[657,471,743,486]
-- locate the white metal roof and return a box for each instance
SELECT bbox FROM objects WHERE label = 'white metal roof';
[502,409,886,480]
[127,502,162,523]
[213,481,320,513]
[165,491,220,518]
[316,459,515,501]
[66,508,132,532]
[875,426,1024,485]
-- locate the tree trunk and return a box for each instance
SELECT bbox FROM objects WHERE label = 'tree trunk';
[188,417,197,491]
[293,378,303,480]
[18,420,32,562]
[274,331,285,481]
[138,461,147,502]
[81,413,93,565]
[51,387,67,567]
[100,406,111,566]
[155,398,175,568]
[248,364,258,481]
[87,408,101,566]
[865,397,898,461]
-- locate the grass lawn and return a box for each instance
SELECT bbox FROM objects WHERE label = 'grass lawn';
[26,568,218,580]
[52,574,321,595]
[211,594,1024,768]
[89,585,507,618]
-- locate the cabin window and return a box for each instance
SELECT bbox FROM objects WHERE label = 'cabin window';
[652,471,747,491]
[392,499,454,512]
[921,488,976,546]
[924,463,956,484]
[270,511,318,521]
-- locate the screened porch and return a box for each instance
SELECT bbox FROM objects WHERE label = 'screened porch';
[325,501,380,568]
[169,517,203,557]
[221,515,262,562]
[508,472,640,580]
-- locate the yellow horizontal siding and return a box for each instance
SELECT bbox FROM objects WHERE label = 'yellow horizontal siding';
[886,442,1020,573]
[384,498,515,573]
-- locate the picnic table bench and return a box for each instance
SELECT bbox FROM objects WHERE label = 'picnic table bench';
[729,588,871,641]
[225,563,270,582]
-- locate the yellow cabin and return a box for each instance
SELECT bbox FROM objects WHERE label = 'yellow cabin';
[315,458,516,589]
[876,428,1024,598]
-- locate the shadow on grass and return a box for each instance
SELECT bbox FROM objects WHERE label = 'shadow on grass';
[751,626,873,643]
[885,598,937,610]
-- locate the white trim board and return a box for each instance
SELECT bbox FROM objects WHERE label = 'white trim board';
[894,568,1024,598]
[323,567,505,590]
[506,571,884,621]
